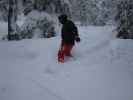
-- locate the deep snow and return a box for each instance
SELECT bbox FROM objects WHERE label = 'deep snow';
[0,25,133,100]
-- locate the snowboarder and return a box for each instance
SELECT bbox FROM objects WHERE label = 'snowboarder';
[58,14,80,63]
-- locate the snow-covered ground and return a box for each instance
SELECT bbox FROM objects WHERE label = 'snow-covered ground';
[0,25,133,100]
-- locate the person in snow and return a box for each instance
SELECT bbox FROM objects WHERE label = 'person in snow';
[58,14,80,62]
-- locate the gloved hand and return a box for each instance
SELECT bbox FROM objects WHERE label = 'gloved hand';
[75,37,80,42]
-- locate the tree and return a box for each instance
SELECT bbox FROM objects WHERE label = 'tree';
[70,0,104,25]
[116,0,133,39]
[95,0,116,25]
[8,0,19,40]
[0,0,8,21]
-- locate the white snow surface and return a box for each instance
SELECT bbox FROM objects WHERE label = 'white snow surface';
[0,26,133,100]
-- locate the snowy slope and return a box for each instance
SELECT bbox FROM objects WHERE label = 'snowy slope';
[0,26,133,100]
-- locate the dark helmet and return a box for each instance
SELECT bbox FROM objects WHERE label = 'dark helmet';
[58,14,68,24]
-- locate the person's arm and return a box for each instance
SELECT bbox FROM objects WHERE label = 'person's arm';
[70,21,79,36]
[71,22,80,42]
[73,25,79,37]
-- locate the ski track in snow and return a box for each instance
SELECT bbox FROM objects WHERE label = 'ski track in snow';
[30,79,67,100]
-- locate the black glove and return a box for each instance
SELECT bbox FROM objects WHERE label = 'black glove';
[75,37,80,42]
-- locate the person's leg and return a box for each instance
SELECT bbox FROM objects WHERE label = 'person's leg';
[58,44,73,62]
[58,42,65,63]
[64,44,73,57]
[58,49,64,62]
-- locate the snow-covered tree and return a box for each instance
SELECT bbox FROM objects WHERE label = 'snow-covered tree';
[22,0,71,16]
[0,0,8,21]
[70,0,119,25]
[1,0,124,40]
[116,0,133,39]
[70,0,107,25]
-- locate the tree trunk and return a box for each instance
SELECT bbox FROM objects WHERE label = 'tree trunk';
[8,0,18,40]
[8,0,13,40]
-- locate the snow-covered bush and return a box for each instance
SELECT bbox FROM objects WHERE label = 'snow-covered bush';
[20,10,56,39]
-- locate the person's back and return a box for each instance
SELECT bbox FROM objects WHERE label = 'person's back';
[61,19,78,45]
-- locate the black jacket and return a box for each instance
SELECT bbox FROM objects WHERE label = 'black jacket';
[61,20,79,45]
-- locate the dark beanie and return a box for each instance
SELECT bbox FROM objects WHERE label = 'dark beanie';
[58,14,67,21]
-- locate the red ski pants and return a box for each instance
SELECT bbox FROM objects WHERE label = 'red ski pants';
[58,44,73,62]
